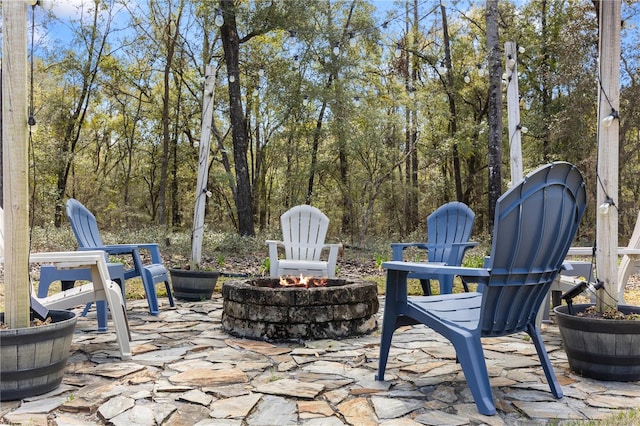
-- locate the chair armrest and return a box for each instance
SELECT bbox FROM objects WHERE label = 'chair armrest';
[80,244,138,255]
[134,243,163,263]
[390,243,429,261]
[446,241,479,265]
[265,240,284,277]
[322,243,342,269]
[383,260,490,282]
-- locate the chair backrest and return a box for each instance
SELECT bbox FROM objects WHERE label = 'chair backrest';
[481,162,586,336]
[426,201,475,263]
[66,198,105,249]
[281,205,329,261]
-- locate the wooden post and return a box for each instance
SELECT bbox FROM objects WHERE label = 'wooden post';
[505,42,522,184]
[191,65,216,269]
[596,0,621,311]
[2,1,30,328]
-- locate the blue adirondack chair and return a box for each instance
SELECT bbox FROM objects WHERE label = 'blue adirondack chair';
[40,199,174,318]
[376,162,587,415]
[391,201,477,295]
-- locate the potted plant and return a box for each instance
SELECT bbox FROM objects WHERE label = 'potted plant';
[169,64,219,301]
[553,1,640,382]
[0,1,77,401]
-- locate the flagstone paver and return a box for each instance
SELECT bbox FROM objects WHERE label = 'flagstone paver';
[2,294,640,425]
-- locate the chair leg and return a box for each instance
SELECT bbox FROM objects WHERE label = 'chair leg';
[527,323,563,399]
[451,334,496,416]
[165,281,175,307]
[419,279,432,296]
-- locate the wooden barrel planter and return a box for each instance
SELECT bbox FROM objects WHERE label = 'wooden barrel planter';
[0,310,77,401]
[169,268,219,301]
[554,303,640,381]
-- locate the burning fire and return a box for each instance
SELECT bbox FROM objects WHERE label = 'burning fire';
[279,274,328,288]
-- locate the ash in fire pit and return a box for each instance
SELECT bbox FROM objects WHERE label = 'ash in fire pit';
[221,278,379,342]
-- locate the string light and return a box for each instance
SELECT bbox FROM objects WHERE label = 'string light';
[288,30,296,46]
[349,32,356,48]
[354,96,360,107]
[463,72,470,84]
[214,8,224,27]
[293,55,300,69]
[602,108,619,127]
[333,42,340,56]
[228,74,235,83]
[507,54,516,69]
[394,43,402,58]
[258,66,265,77]
[518,45,526,54]
[599,195,614,215]
[477,64,485,77]
[303,95,309,106]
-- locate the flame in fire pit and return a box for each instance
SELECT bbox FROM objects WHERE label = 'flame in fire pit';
[279,274,328,288]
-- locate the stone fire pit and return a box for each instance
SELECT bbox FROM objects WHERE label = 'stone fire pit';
[221,278,379,341]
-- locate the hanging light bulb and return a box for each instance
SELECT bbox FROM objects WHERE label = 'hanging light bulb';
[214,8,224,27]
[599,195,614,215]
[253,86,259,97]
[394,43,402,58]
[258,66,265,77]
[303,95,309,106]
[464,72,470,84]
[408,87,415,99]
[602,108,619,127]
[228,74,235,83]
[438,61,447,74]
[477,64,485,77]
[293,55,300,69]
[333,42,340,56]
[518,45,526,54]
[507,54,516,69]
[288,30,296,46]
[354,96,360,107]
[349,32,356,48]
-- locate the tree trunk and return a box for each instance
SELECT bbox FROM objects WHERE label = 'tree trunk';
[486,0,503,233]
[220,0,255,236]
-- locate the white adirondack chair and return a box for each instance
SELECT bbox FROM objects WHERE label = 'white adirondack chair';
[0,207,131,359]
[266,205,342,278]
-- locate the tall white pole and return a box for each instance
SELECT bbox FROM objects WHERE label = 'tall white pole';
[596,0,621,311]
[191,65,216,269]
[505,41,522,184]
[2,0,31,328]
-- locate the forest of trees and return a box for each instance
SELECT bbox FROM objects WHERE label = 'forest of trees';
[2,0,640,247]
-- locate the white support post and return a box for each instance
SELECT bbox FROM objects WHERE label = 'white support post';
[191,65,216,269]
[505,41,522,185]
[596,1,621,311]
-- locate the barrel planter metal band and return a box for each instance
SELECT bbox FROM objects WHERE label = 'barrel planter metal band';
[554,303,640,381]
[169,268,219,301]
[0,310,77,401]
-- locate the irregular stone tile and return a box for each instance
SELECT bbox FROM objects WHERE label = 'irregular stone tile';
[180,389,213,406]
[10,396,68,414]
[379,418,424,425]
[324,388,350,405]
[54,414,101,425]
[110,404,155,426]
[131,343,160,355]
[414,410,470,425]
[194,419,243,426]
[59,397,94,413]
[371,396,424,419]
[209,393,262,419]
[298,400,334,418]
[400,361,447,374]
[133,346,192,366]
[337,397,378,426]
[511,400,584,419]
[278,360,297,371]
[454,403,506,426]
[2,413,49,425]
[204,384,251,399]
[302,416,346,425]
[170,359,217,372]
[165,401,212,425]
[76,362,145,378]
[587,394,640,409]
[227,339,292,356]
[246,395,297,425]
[254,378,325,398]
[168,367,248,386]
[97,395,135,420]
[429,384,458,404]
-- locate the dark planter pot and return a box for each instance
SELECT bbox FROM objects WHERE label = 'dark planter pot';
[169,268,219,301]
[554,303,640,381]
[0,310,77,401]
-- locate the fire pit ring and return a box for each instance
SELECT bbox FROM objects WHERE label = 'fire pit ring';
[221,278,379,342]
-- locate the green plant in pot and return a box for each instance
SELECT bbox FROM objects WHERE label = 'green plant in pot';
[553,1,640,382]
[168,64,219,301]
[0,1,77,401]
